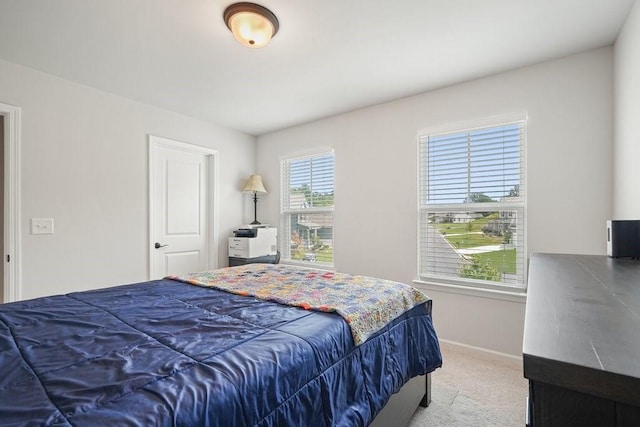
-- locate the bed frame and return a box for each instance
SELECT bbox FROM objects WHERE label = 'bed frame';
[370,373,432,426]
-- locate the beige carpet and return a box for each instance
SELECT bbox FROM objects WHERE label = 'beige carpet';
[409,341,528,426]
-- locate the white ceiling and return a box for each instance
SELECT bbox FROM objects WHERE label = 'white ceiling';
[0,0,635,136]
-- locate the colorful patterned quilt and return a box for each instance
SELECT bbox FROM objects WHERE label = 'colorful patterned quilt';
[168,264,430,345]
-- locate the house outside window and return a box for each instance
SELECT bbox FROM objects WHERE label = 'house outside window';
[418,117,527,289]
[280,150,334,266]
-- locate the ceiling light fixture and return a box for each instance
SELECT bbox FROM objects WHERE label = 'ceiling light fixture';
[224,2,279,48]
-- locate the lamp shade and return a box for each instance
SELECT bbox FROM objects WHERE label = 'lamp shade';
[224,3,279,48]
[242,175,268,194]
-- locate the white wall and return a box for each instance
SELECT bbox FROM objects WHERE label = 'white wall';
[0,59,255,300]
[256,48,614,356]
[614,0,640,218]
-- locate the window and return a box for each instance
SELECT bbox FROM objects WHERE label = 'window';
[418,119,526,289]
[281,150,334,266]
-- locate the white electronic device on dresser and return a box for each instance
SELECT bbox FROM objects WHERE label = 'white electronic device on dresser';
[228,225,277,259]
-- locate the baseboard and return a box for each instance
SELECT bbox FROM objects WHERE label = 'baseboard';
[439,338,522,361]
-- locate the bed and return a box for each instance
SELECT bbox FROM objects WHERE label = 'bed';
[0,264,442,426]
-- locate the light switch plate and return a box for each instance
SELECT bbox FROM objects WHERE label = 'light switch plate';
[31,218,54,235]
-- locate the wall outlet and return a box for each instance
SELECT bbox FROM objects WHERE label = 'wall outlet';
[31,218,54,235]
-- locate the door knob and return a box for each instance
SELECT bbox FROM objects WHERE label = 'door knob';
[154,242,168,249]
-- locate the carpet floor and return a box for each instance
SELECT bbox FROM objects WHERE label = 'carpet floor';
[408,341,528,426]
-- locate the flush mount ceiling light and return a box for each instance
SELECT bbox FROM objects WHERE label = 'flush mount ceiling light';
[224,2,279,48]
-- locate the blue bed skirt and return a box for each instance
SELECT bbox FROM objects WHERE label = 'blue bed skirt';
[0,278,441,426]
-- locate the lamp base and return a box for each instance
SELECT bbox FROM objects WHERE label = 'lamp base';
[250,220,261,225]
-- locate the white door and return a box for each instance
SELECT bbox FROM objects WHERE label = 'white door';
[150,136,215,279]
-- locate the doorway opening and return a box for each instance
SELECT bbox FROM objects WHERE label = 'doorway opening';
[0,102,21,303]
[0,115,3,303]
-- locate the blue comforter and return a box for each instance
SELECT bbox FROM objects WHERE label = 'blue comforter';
[0,278,441,426]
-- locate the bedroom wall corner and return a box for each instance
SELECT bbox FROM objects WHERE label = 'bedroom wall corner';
[613,0,640,218]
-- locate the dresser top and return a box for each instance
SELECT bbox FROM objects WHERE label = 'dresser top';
[523,253,640,404]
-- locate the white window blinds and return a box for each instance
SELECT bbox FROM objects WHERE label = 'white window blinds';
[281,151,334,266]
[418,120,526,288]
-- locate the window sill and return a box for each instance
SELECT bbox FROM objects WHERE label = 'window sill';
[413,279,527,303]
[280,260,334,271]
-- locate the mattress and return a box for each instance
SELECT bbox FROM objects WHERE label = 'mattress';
[0,268,442,426]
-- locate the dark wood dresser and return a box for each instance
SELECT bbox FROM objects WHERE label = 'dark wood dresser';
[523,253,640,427]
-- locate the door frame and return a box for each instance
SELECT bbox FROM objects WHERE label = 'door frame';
[148,135,219,280]
[0,102,21,303]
